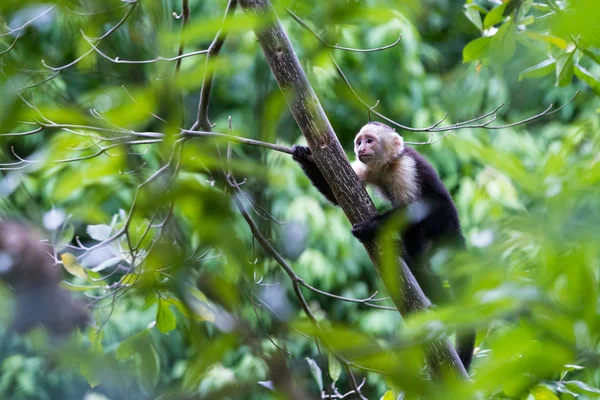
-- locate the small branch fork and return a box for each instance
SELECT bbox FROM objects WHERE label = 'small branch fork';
[0,4,57,55]
[192,0,239,131]
[323,378,367,399]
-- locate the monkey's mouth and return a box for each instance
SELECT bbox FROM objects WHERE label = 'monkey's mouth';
[358,154,372,162]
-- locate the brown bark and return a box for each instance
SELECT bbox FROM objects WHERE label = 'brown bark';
[238,0,468,379]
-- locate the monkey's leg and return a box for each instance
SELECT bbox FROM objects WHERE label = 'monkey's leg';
[407,236,476,372]
[408,252,475,371]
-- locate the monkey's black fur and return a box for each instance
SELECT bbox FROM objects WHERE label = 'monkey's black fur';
[292,143,475,371]
[292,146,338,204]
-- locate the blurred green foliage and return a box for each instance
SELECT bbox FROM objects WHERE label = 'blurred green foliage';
[0,0,599,399]
[463,0,600,93]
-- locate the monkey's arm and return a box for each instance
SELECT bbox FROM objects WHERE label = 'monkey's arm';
[292,145,339,205]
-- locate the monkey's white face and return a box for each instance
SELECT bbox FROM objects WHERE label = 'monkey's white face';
[354,123,404,166]
[354,132,381,164]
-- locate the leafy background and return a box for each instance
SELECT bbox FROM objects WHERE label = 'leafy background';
[0,0,599,399]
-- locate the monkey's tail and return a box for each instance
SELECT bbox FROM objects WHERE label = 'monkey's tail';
[456,329,476,372]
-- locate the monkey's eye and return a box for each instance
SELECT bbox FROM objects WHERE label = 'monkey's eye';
[366,138,373,144]
[356,140,362,145]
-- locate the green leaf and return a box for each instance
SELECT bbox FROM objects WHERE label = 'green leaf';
[564,380,600,396]
[88,328,104,355]
[564,364,585,371]
[530,385,559,400]
[79,362,101,388]
[519,59,556,80]
[531,2,550,11]
[490,20,517,68]
[116,330,149,360]
[186,286,209,302]
[85,269,104,281]
[464,7,483,32]
[519,15,535,26]
[328,353,341,383]
[56,222,75,252]
[556,382,579,396]
[138,343,160,393]
[484,2,509,29]
[381,390,395,400]
[305,358,323,392]
[574,64,600,95]
[163,298,191,318]
[581,48,600,65]
[91,256,121,273]
[523,32,568,49]
[556,51,575,87]
[119,274,139,286]
[156,299,177,334]
[60,253,88,278]
[463,37,492,62]
[115,329,160,393]
[86,224,112,241]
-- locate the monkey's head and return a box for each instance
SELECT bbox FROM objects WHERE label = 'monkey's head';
[354,122,404,166]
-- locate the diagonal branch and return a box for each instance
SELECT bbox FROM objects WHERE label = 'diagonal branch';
[238,0,468,379]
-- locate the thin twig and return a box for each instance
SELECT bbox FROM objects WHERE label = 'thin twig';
[242,285,291,355]
[285,7,402,53]
[330,52,579,134]
[0,29,22,55]
[66,3,131,17]
[1,119,298,166]
[88,1,139,41]
[0,4,57,37]
[193,0,239,131]
[228,176,318,324]
[182,129,294,155]
[299,282,395,310]
[174,0,191,72]
[82,33,208,64]
[41,2,138,71]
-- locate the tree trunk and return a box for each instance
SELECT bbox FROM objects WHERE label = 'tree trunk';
[238,0,468,379]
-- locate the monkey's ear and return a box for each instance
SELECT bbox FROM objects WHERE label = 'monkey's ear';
[394,135,405,157]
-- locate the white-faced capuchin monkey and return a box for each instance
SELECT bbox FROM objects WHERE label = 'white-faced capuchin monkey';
[292,121,475,371]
